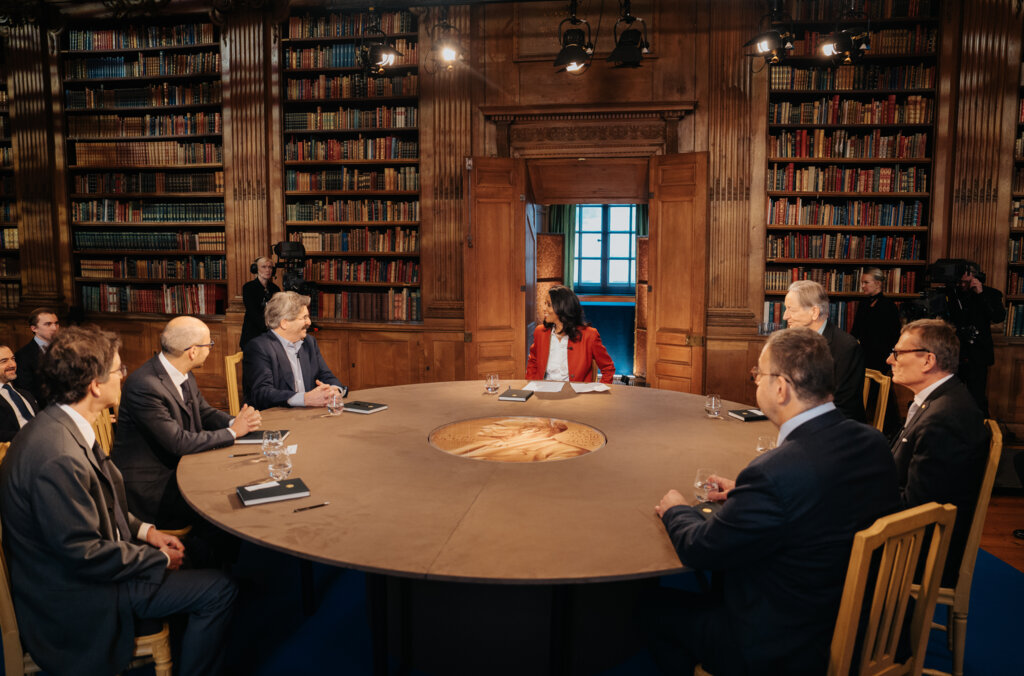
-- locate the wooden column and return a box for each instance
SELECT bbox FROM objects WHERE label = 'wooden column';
[5,22,64,310]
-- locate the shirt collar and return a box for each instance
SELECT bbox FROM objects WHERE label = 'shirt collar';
[777,401,836,446]
[816,319,828,336]
[273,330,304,353]
[58,403,96,449]
[913,373,954,407]
[157,352,189,389]
[34,336,49,350]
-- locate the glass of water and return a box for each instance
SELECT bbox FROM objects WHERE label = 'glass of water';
[704,394,722,418]
[267,447,292,481]
[327,392,344,416]
[485,374,500,394]
[694,468,718,503]
[756,435,776,454]
[262,430,282,457]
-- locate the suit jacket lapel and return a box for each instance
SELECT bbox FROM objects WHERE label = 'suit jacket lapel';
[151,357,191,422]
[266,336,293,390]
[299,339,314,388]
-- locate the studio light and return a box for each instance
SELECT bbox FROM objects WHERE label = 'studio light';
[426,7,465,74]
[553,0,593,75]
[743,0,795,66]
[821,0,871,64]
[607,0,649,69]
[356,12,403,75]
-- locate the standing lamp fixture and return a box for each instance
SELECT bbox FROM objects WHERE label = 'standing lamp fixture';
[743,0,795,66]
[553,0,593,75]
[357,9,403,75]
[606,0,649,68]
[820,0,870,65]
[426,6,464,73]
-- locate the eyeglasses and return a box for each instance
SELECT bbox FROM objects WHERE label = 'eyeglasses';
[750,366,785,383]
[109,365,127,378]
[193,340,215,348]
[889,348,930,361]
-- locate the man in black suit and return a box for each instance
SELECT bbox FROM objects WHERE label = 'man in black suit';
[945,263,1005,416]
[0,325,236,675]
[14,306,59,409]
[652,328,899,675]
[242,290,346,409]
[0,344,37,441]
[887,318,988,587]
[112,316,262,531]
[784,279,867,422]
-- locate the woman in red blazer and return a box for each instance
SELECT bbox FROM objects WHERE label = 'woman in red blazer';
[526,286,615,383]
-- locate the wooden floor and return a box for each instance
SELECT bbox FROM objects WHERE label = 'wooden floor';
[980,493,1024,574]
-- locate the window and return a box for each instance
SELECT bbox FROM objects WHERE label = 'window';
[573,204,637,294]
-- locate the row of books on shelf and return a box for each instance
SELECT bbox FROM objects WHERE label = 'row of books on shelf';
[283,40,418,67]
[0,204,14,224]
[0,258,18,275]
[286,167,418,192]
[788,26,937,57]
[1012,173,1024,194]
[65,82,222,109]
[1014,132,1024,159]
[764,300,859,333]
[0,147,11,165]
[68,112,222,137]
[67,24,217,51]
[81,282,224,315]
[791,0,934,21]
[1007,271,1024,295]
[286,11,416,39]
[285,73,417,100]
[0,91,7,106]
[768,197,924,227]
[72,200,225,223]
[769,163,928,193]
[0,283,18,309]
[291,227,418,253]
[285,199,418,222]
[285,136,417,161]
[79,256,225,280]
[767,233,922,260]
[283,106,417,131]
[769,95,932,126]
[316,287,421,323]
[74,170,224,194]
[305,257,418,283]
[0,227,17,249]
[72,141,222,166]
[770,64,936,92]
[1004,303,1024,337]
[765,266,917,294]
[74,231,225,250]
[769,129,927,160]
[1009,237,1024,263]
[65,52,220,80]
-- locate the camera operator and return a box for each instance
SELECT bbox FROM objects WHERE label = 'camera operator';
[945,261,1005,416]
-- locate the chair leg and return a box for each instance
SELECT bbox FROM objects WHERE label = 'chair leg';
[951,611,967,676]
[151,638,173,676]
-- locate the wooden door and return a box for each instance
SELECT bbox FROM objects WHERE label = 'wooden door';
[347,330,420,391]
[646,153,709,393]
[464,157,533,379]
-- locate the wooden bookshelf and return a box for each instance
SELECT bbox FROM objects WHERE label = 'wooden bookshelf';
[282,9,422,324]
[61,18,227,316]
[0,50,19,310]
[1007,35,1024,336]
[763,0,940,331]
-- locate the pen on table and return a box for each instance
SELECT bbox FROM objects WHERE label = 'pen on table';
[294,502,329,513]
[229,452,260,458]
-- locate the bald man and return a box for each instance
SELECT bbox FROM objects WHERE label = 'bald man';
[112,317,261,534]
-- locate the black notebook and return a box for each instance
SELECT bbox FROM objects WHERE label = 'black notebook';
[498,388,534,402]
[343,401,388,414]
[236,478,310,506]
[727,408,768,422]
[235,430,291,444]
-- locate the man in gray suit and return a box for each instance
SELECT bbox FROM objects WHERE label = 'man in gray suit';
[0,325,236,676]
[113,316,261,530]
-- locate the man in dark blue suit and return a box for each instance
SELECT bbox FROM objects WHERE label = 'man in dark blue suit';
[242,290,346,409]
[652,328,900,676]
[0,344,38,441]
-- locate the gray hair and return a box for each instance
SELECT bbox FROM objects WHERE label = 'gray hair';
[160,316,207,357]
[864,267,886,283]
[265,291,310,330]
[787,280,830,317]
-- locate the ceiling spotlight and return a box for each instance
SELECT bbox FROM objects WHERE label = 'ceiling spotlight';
[743,0,795,66]
[427,7,465,74]
[553,0,593,75]
[607,1,649,69]
[821,0,871,64]
[356,11,403,75]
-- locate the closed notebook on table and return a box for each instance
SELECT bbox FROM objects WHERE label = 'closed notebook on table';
[236,478,310,506]
[498,388,533,402]
[728,408,768,422]
[343,401,388,414]
[235,429,290,444]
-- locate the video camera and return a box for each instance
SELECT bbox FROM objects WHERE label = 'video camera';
[900,259,985,345]
[272,241,308,294]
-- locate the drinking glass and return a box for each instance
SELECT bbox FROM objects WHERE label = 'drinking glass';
[704,394,722,418]
[262,430,282,458]
[694,468,718,503]
[485,374,500,394]
[327,392,344,416]
[267,448,292,481]
[756,435,776,454]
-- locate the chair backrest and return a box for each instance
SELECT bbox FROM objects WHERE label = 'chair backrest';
[225,351,243,416]
[92,409,114,455]
[862,369,892,433]
[0,520,27,676]
[828,502,957,676]
[0,442,9,466]
[950,419,1002,604]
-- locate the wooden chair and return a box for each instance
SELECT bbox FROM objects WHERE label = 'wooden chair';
[0,442,9,465]
[862,369,892,433]
[917,419,1002,676]
[225,351,243,416]
[0,522,173,676]
[92,407,115,455]
[696,502,957,676]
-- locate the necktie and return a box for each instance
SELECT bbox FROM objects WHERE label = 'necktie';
[181,379,201,432]
[905,401,921,428]
[3,383,33,421]
[91,442,132,542]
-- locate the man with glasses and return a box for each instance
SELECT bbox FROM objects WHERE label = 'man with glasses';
[0,325,237,675]
[887,318,988,587]
[112,316,262,562]
[651,328,898,675]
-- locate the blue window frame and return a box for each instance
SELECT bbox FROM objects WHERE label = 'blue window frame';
[573,204,637,294]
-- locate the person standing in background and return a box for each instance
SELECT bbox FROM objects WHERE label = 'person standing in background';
[851,267,902,373]
[240,256,281,349]
[15,307,59,409]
